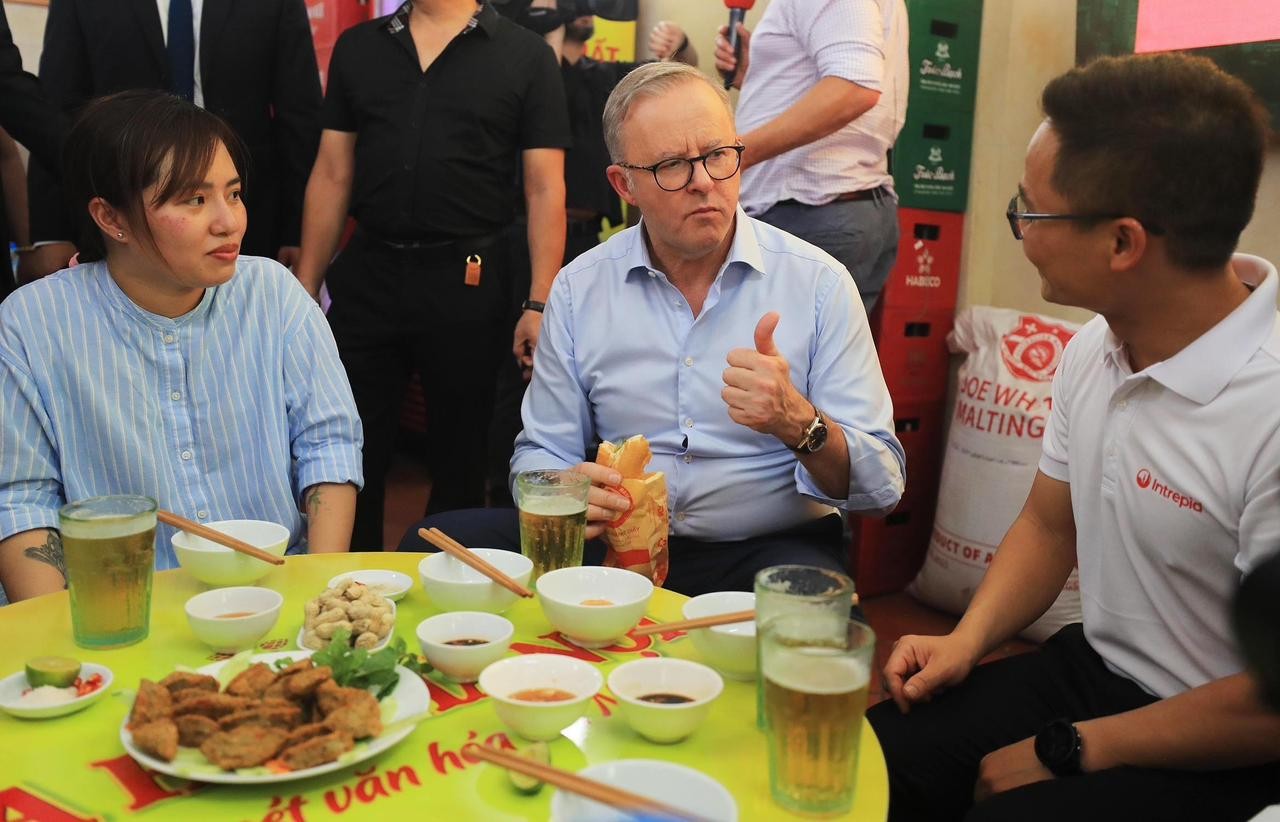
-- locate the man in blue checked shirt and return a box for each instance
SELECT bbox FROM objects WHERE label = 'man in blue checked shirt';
[0,91,363,603]
[403,63,904,596]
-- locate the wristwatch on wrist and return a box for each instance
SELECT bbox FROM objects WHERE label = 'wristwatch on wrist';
[521,299,545,313]
[1034,718,1083,776]
[790,408,828,454]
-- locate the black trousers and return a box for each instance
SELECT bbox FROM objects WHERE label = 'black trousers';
[867,624,1280,822]
[326,231,511,550]
[397,508,849,598]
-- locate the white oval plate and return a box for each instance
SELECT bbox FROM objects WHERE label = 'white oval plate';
[296,599,397,652]
[120,650,429,785]
[327,570,413,602]
[0,663,114,720]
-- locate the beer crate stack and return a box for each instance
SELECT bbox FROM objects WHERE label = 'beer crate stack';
[852,0,983,596]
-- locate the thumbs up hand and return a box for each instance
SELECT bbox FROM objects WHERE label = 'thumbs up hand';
[722,312,812,444]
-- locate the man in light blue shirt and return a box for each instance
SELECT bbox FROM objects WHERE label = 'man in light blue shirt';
[402,62,903,594]
[0,91,363,602]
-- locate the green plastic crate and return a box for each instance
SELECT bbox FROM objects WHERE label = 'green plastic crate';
[893,106,973,212]
[905,0,983,113]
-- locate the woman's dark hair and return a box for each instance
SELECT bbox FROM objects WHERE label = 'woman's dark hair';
[1041,53,1270,271]
[62,89,249,263]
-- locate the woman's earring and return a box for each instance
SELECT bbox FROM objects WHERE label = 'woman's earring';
[116,232,124,239]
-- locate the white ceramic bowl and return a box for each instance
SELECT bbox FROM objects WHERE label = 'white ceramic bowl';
[0,663,114,720]
[327,570,414,602]
[419,549,534,613]
[681,591,757,681]
[172,519,290,587]
[606,658,724,744]
[551,759,738,822]
[185,586,283,652]
[416,612,513,683]
[536,567,653,648]
[478,655,603,741]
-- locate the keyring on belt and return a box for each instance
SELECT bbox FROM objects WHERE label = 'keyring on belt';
[464,254,483,286]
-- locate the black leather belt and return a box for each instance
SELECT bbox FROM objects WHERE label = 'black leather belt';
[359,227,504,259]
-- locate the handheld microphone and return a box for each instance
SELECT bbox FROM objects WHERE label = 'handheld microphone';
[722,0,756,90]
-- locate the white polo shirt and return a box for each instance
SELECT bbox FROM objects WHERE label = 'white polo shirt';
[1040,254,1280,699]
[735,0,909,216]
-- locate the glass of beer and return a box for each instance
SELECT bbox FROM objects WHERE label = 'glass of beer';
[59,495,158,648]
[763,616,874,816]
[516,469,590,580]
[754,565,855,728]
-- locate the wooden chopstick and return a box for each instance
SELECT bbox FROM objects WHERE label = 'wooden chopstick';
[632,609,755,636]
[157,509,285,566]
[467,744,709,821]
[636,593,860,637]
[419,527,535,598]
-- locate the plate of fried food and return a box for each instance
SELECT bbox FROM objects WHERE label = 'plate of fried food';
[119,646,430,785]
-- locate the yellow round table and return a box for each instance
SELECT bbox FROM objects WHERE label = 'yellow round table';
[0,553,889,821]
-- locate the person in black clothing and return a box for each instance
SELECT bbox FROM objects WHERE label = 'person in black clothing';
[295,0,570,550]
[21,0,322,282]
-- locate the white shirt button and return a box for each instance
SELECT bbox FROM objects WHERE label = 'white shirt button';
[676,512,687,522]
[170,391,182,401]
[683,454,693,463]
[685,418,694,428]
[163,333,175,344]
[684,357,694,367]
[196,510,208,520]
[1117,400,1128,409]
[180,450,193,461]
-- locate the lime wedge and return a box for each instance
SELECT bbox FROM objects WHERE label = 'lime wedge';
[508,741,550,795]
[26,656,81,688]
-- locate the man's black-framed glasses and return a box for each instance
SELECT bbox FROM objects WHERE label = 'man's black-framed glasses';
[1006,193,1134,240]
[619,144,746,192]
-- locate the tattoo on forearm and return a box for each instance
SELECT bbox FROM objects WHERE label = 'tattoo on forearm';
[307,487,323,518]
[24,531,67,583]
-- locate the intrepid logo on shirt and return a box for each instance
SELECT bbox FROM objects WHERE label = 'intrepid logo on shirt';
[1135,469,1203,512]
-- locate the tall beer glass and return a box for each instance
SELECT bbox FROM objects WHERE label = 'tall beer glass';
[754,565,855,727]
[60,495,157,648]
[763,616,874,816]
[516,470,589,580]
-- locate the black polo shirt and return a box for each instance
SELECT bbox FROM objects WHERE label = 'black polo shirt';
[562,56,641,226]
[323,2,571,242]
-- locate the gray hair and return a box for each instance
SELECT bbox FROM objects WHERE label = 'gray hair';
[602,62,733,163]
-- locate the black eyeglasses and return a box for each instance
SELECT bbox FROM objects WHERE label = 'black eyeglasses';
[1006,193,1162,240]
[618,144,745,192]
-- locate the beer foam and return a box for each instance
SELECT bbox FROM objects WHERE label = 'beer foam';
[60,512,155,540]
[519,496,587,516]
[765,648,870,695]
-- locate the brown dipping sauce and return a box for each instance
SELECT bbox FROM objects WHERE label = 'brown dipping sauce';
[580,599,614,607]
[216,611,257,619]
[444,638,490,646]
[510,687,576,703]
[637,692,694,704]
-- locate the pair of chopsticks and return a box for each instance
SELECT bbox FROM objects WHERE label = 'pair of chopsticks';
[468,744,709,821]
[632,592,861,637]
[157,510,284,566]
[418,527,535,598]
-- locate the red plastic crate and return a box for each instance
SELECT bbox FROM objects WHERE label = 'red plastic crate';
[873,305,955,404]
[882,208,964,312]
[851,501,937,597]
[892,399,946,508]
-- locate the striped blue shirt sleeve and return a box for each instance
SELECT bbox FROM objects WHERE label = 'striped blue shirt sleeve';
[0,344,62,541]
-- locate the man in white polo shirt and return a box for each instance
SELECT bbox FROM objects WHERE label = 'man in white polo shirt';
[868,53,1280,821]
[711,0,907,310]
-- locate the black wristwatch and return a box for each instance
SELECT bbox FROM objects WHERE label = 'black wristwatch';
[790,409,828,454]
[521,299,545,313]
[1034,719,1083,776]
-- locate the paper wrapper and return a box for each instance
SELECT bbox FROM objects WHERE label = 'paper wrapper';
[601,472,669,588]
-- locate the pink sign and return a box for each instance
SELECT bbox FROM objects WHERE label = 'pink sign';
[1134,0,1280,53]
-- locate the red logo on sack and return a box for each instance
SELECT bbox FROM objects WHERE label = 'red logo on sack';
[1000,316,1075,383]
[1135,468,1202,513]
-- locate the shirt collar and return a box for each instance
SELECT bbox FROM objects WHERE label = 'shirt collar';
[93,259,216,329]
[623,206,766,281]
[385,1,491,36]
[1112,254,1278,404]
